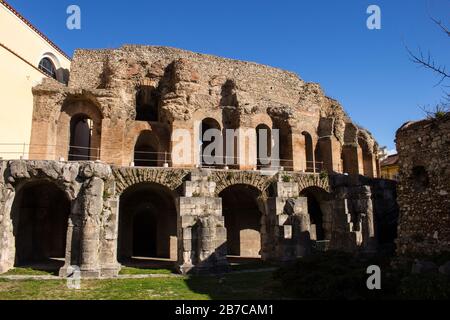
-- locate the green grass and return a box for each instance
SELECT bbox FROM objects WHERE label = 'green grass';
[0,271,287,300]
[119,267,173,275]
[2,268,56,276]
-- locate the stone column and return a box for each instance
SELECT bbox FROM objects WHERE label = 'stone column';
[0,181,15,274]
[176,171,229,274]
[98,196,121,277]
[75,176,103,277]
[265,177,311,262]
[59,203,82,277]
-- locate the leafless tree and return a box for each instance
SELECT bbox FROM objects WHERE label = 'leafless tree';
[406,10,450,117]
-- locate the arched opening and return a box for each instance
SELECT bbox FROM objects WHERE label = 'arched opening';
[38,57,57,79]
[256,124,272,169]
[302,132,314,172]
[136,84,159,122]
[58,100,102,163]
[314,143,324,173]
[300,187,331,244]
[358,138,375,178]
[201,118,222,167]
[118,183,177,270]
[12,181,70,273]
[220,185,263,261]
[69,114,93,161]
[134,131,159,167]
[274,124,293,171]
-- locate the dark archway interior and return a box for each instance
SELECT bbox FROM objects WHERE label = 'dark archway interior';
[12,181,70,268]
[118,183,177,266]
[136,85,159,122]
[201,118,222,166]
[69,114,92,161]
[302,132,314,172]
[134,131,158,167]
[300,187,327,241]
[220,185,262,258]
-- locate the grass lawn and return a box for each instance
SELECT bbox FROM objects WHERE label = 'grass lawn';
[0,271,287,300]
[2,268,56,276]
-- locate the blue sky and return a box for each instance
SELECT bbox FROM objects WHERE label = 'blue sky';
[8,0,449,151]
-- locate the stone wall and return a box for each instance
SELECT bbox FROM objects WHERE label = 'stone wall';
[0,160,397,277]
[396,114,450,256]
[28,45,380,175]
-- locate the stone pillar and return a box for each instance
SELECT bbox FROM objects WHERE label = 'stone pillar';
[236,127,257,171]
[75,177,103,277]
[330,180,376,253]
[100,119,126,166]
[291,131,306,172]
[318,136,342,173]
[177,171,229,274]
[59,204,82,276]
[0,179,15,274]
[266,177,311,262]
[342,144,363,175]
[317,118,342,173]
[29,120,57,161]
[98,195,121,277]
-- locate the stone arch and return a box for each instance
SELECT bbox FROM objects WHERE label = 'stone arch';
[211,171,274,197]
[11,179,71,272]
[296,174,331,194]
[56,98,103,161]
[112,167,189,196]
[133,130,160,167]
[117,182,178,264]
[219,184,265,258]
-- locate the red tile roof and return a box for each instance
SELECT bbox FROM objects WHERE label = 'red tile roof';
[1,0,71,60]
[381,154,399,167]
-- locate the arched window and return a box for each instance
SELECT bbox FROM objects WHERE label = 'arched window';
[69,114,93,161]
[302,132,314,172]
[136,85,159,122]
[256,124,271,169]
[38,57,57,79]
[201,118,222,167]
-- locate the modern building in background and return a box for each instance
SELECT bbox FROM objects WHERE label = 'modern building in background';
[0,0,71,160]
[381,154,399,181]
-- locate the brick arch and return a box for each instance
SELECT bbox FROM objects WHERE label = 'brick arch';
[112,167,189,196]
[295,174,331,194]
[56,97,103,161]
[211,171,275,196]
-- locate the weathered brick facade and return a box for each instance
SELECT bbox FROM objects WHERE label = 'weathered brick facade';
[396,114,450,256]
[29,46,380,175]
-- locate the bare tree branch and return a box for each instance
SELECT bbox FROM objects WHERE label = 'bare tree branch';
[405,45,450,86]
[430,16,450,37]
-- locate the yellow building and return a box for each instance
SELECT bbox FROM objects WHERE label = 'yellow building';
[380,154,399,181]
[0,0,71,159]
